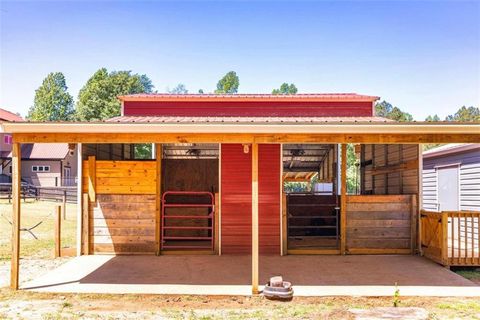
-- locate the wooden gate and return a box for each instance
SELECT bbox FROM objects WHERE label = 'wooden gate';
[420,211,447,265]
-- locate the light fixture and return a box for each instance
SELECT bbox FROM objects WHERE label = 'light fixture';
[243,144,250,154]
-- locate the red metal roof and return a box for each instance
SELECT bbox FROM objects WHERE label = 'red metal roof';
[0,108,23,122]
[107,116,392,123]
[7,143,71,160]
[119,93,380,102]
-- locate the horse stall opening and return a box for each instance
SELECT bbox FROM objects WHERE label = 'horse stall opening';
[282,144,339,252]
[161,144,219,253]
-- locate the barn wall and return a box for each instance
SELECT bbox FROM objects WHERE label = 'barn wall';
[82,160,157,254]
[259,144,281,255]
[220,144,252,254]
[361,144,419,195]
[124,100,373,117]
[422,147,480,212]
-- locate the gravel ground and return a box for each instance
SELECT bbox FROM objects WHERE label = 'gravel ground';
[0,257,72,288]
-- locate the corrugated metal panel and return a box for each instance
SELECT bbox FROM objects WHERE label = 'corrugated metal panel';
[123,101,374,117]
[460,162,480,211]
[259,144,281,254]
[422,169,438,211]
[220,144,252,254]
[108,116,390,123]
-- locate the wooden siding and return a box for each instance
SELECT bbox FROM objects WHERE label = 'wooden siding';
[82,160,157,254]
[90,194,156,254]
[346,195,416,254]
[361,144,418,195]
[124,100,374,117]
[220,144,252,254]
[82,160,156,195]
[259,144,281,254]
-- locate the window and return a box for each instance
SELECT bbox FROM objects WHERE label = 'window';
[3,135,12,145]
[32,165,50,172]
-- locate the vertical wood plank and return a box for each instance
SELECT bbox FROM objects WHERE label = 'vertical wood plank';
[281,193,287,256]
[410,194,417,254]
[214,192,220,255]
[155,144,162,256]
[88,156,96,202]
[251,142,259,294]
[10,143,21,290]
[54,205,61,258]
[441,212,448,265]
[82,193,89,255]
[340,144,347,254]
[76,143,83,256]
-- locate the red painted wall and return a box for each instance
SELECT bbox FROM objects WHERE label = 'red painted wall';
[220,144,281,255]
[258,144,281,255]
[124,101,373,117]
[221,144,252,254]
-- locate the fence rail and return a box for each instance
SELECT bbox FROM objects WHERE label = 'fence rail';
[421,210,480,267]
[0,183,77,203]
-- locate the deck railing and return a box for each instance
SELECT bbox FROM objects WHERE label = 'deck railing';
[420,210,480,267]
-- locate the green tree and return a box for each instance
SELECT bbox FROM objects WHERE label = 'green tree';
[375,100,413,122]
[27,72,74,121]
[425,114,441,122]
[346,144,360,194]
[446,106,480,122]
[215,71,239,94]
[76,68,153,121]
[272,83,298,95]
[168,83,188,94]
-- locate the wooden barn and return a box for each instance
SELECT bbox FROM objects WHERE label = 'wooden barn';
[3,93,480,293]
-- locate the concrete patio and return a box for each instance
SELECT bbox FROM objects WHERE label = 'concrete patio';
[22,255,480,296]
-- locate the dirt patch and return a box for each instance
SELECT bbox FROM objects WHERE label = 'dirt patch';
[1,290,480,319]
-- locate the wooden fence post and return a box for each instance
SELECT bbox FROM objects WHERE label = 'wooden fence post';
[54,205,61,258]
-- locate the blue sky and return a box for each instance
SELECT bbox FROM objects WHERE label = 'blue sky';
[0,1,479,120]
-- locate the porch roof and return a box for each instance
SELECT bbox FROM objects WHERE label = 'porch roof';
[1,120,479,135]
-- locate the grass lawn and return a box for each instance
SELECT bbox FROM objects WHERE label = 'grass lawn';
[0,199,77,261]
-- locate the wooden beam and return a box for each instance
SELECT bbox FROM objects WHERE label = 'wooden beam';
[155,144,162,256]
[76,143,83,256]
[54,205,61,258]
[251,142,259,294]
[82,193,89,255]
[10,143,21,290]
[13,132,480,144]
[88,156,96,202]
[340,144,347,255]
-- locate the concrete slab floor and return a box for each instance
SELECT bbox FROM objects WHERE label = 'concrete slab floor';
[21,255,480,297]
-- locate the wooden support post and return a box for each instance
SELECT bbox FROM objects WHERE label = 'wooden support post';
[82,193,90,255]
[441,211,448,266]
[410,194,417,254]
[87,156,96,203]
[54,205,61,258]
[155,144,162,256]
[251,142,259,294]
[281,193,288,256]
[214,193,220,254]
[11,143,21,290]
[340,144,347,255]
[76,143,82,257]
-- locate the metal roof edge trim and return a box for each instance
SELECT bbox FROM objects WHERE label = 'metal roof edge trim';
[1,122,480,135]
